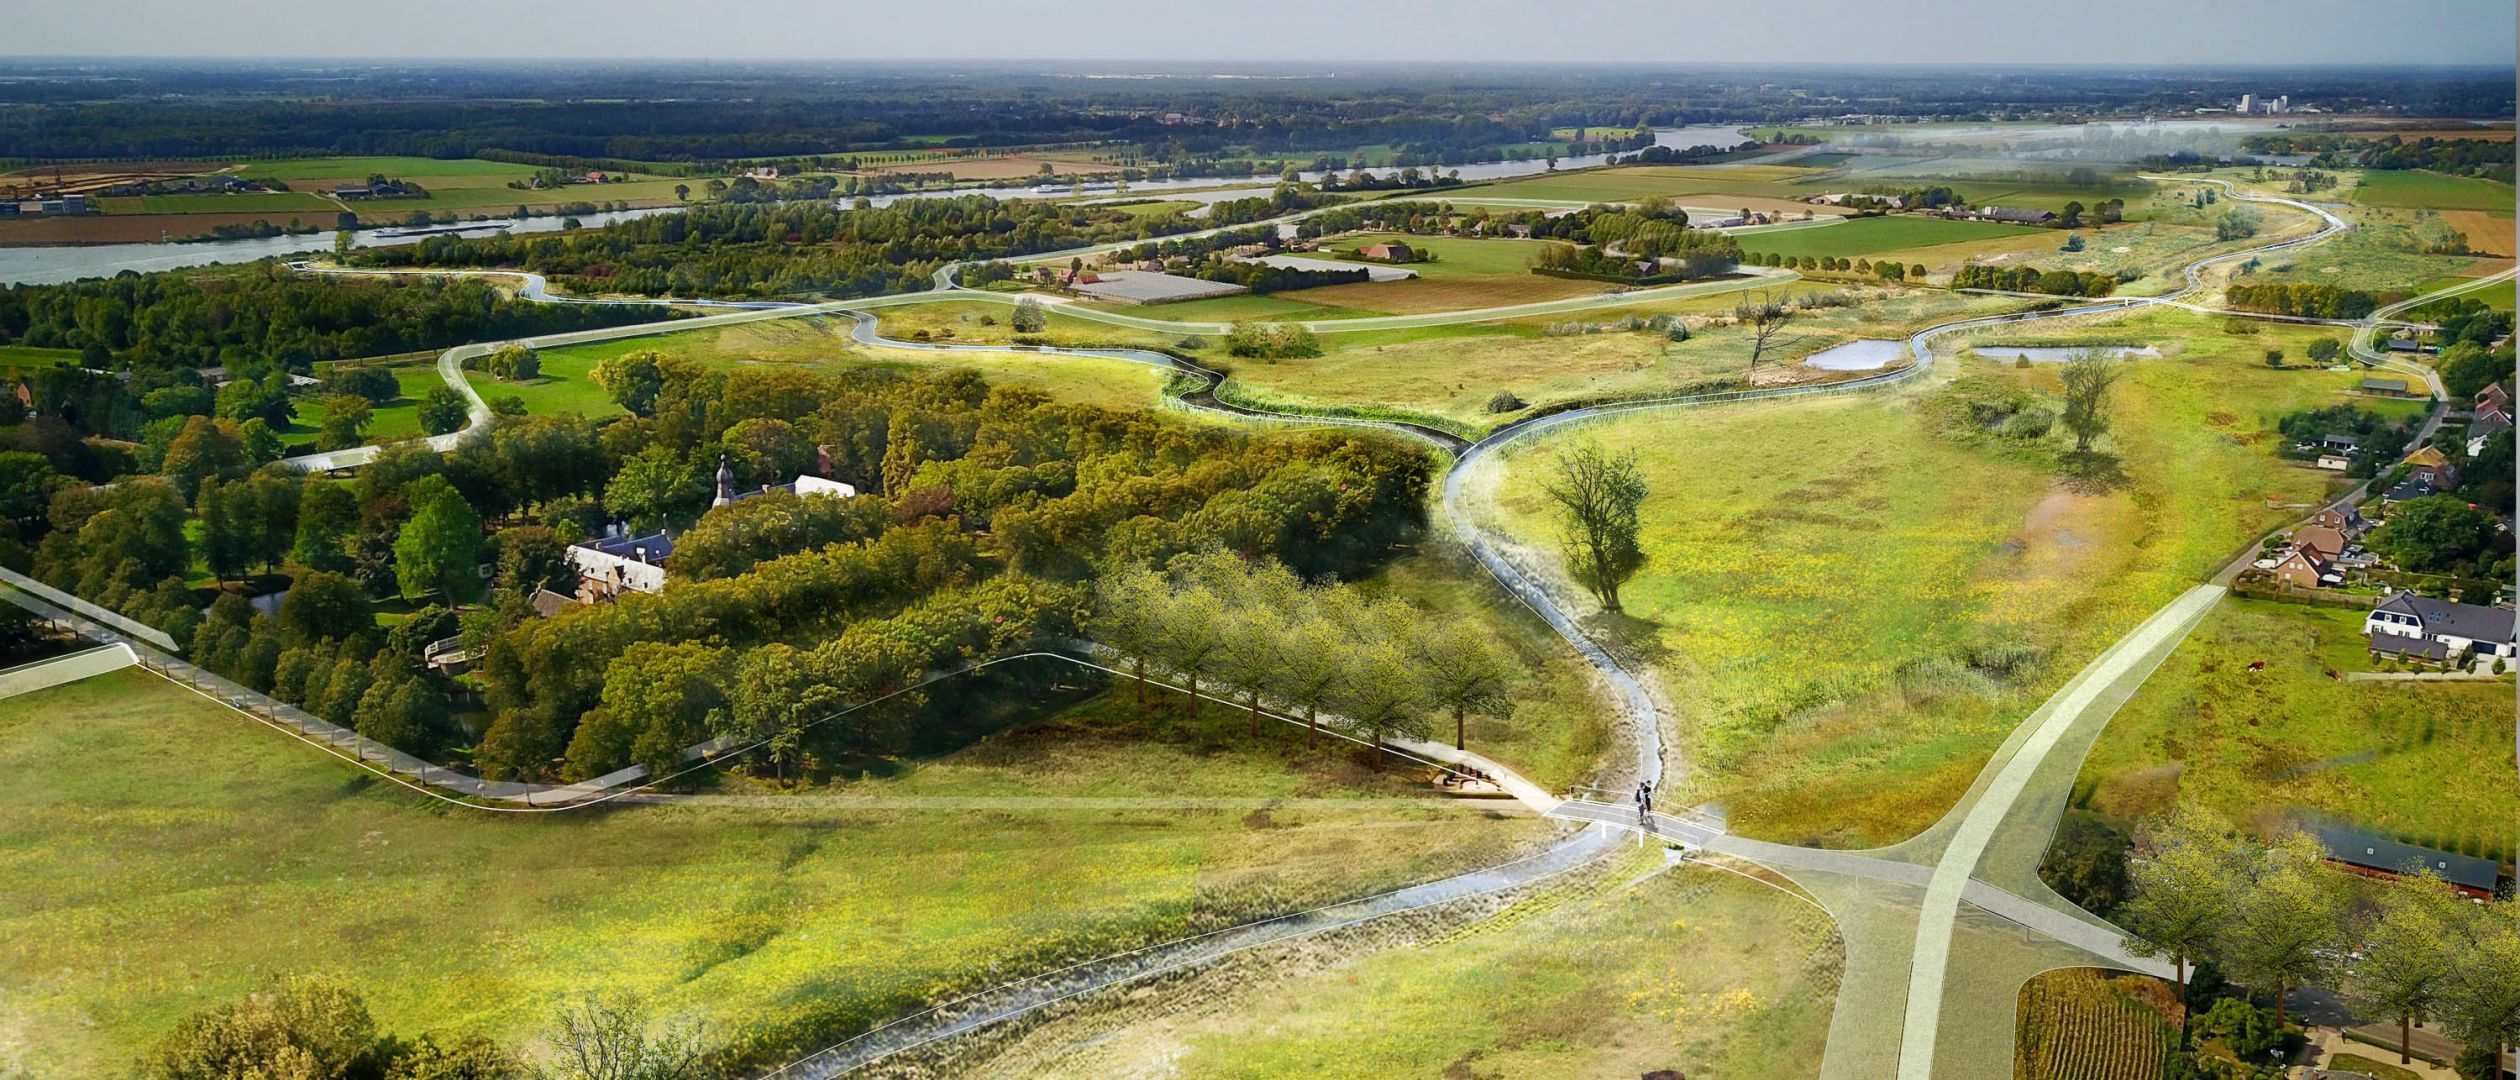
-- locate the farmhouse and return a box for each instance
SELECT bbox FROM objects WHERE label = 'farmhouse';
[1976,206,2056,225]
[2312,824,2501,900]
[2317,433,2360,453]
[2358,376,2413,397]
[1354,242,1418,263]
[2365,591,2517,664]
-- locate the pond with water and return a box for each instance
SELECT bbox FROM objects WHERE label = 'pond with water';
[1801,339,1913,371]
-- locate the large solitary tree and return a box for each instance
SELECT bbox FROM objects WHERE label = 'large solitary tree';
[2058,348,2125,454]
[1537,441,1648,612]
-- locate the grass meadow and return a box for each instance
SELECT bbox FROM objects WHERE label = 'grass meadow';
[943,850,1841,1079]
[1733,215,2042,260]
[1459,310,2388,845]
[1217,287,2025,434]
[2347,169,2519,214]
[0,667,1540,1075]
[2071,597,2519,860]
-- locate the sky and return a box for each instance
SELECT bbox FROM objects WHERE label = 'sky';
[5,0,2515,67]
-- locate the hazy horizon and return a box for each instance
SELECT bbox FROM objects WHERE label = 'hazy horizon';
[7,0,2514,68]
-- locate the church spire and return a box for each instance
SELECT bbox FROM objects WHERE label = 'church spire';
[711,454,734,508]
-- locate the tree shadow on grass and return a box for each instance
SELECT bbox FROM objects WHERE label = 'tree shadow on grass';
[2057,449,2130,494]
[1580,608,1675,670]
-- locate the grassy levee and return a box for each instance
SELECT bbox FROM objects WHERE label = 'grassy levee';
[0,667,1542,1074]
[1458,308,2388,846]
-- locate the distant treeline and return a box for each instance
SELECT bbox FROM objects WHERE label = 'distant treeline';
[5,63,2504,162]
[352,195,1217,299]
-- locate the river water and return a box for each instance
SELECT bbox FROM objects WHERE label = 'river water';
[0,125,1752,286]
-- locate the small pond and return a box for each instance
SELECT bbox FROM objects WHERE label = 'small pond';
[1801,339,1911,371]
[1972,345,2160,363]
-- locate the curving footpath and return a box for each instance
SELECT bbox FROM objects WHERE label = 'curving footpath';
[223,179,2452,1077]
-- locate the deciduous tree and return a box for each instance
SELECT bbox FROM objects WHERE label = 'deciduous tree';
[1537,441,1647,611]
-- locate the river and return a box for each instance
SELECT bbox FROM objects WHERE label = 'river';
[0,125,1752,286]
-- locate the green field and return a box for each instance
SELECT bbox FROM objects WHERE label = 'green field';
[96,191,340,215]
[221,156,693,222]
[235,156,549,181]
[2348,169,2520,214]
[0,666,1538,1075]
[1734,215,2043,260]
[1219,287,2025,434]
[535,313,1171,413]
[1317,232,1566,280]
[289,365,433,443]
[2072,597,2520,860]
[1459,310,2389,845]
[0,344,81,369]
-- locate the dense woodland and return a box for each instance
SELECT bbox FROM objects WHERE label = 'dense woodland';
[11,348,1433,786]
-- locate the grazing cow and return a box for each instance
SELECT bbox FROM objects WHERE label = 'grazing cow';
[2246,660,2266,672]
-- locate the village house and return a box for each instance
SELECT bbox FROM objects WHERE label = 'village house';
[2382,476,2439,504]
[2289,524,2347,560]
[2400,445,2459,489]
[2266,544,2341,590]
[2312,824,2502,900]
[2365,591,2517,665]
[2308,505,2370,537]
[2358,376,2413,398]
[2314,453,2351,471]
[2468,381,2511,456]
[1355,241,1417,263]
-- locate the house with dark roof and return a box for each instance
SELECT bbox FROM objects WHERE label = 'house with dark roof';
[566,531,673,600]
[2313,823,2502,900]
[2309,505,2369,537]
[2358,376,2413,397]
[2382,475,2439,504]
[1354,241,1418,263]
[2365,591,2517,664]
[1978,206,2057,225]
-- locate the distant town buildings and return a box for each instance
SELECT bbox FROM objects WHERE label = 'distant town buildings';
[2235,93,2292,115]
